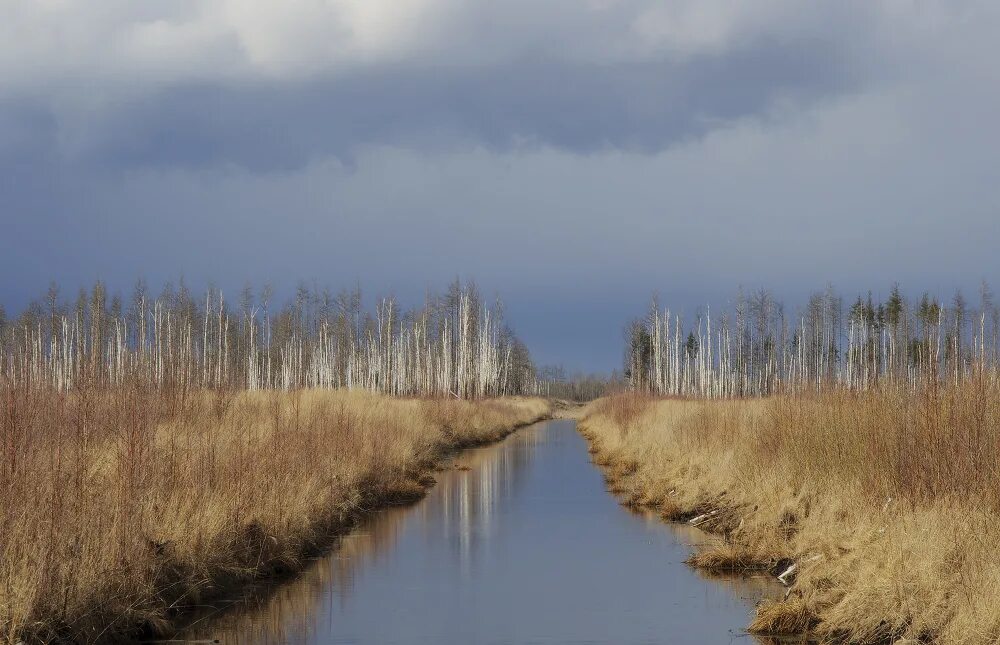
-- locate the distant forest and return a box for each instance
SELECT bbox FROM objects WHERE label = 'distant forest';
[626,283,999,397]
[0,279,539,397]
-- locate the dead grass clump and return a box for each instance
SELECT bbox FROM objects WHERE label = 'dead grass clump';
[749,598,818,635]
[686,542,772,573]
[658,500,687,522]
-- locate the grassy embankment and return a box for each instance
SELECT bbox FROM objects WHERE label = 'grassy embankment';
[580,383,1000,644]
[0,386,549,643]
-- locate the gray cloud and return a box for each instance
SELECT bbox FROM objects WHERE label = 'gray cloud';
[2,2,999,371]
[3,35,859,173]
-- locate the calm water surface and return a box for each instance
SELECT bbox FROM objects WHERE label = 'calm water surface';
[180,420,777,644]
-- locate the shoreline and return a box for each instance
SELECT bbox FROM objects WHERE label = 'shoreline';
[577,390,1000,644]
[4,391,551,644]
[150,401,554,644]
[578,420,800,632]
[162,405,553,643]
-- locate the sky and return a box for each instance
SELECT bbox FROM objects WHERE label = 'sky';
[1,1,999,372]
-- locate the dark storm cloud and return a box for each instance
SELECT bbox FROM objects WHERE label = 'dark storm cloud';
[2,2,999,371]
[42,36,857,172]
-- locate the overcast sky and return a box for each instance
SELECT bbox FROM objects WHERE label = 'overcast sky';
[2,1,998,371]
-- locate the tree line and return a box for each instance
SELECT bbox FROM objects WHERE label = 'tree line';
[625,283,998,397]
[537,365,624,401]
[0,279,539,397]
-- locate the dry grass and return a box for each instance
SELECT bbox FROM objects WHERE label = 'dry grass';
[685,542,773,574]
[580,379,1000,644]
[0,383,549,643]
[750,598,818,635]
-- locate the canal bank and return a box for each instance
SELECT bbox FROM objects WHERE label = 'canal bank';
[179,419,779,644]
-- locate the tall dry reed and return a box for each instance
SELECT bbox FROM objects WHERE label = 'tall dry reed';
[0,379,548,643]
[582,381,1000,643]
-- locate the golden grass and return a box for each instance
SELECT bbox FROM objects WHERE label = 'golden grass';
[685,542,772,573]
[749,598,818,635]
[0,384,549,643]
[580,380,1000,644]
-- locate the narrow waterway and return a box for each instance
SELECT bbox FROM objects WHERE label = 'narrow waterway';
[179,420,778,644]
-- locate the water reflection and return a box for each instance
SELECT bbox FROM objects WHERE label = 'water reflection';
[178,421,780,644]
[435,426,542,579]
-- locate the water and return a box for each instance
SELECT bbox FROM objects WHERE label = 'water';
[179,420,778,644]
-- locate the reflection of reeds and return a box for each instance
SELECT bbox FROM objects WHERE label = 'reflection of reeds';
[179,493,418,645]
[0,383,549,643]
[582,385,1000,644]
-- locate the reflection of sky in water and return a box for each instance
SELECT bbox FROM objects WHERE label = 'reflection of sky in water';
[181,421,780,644]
